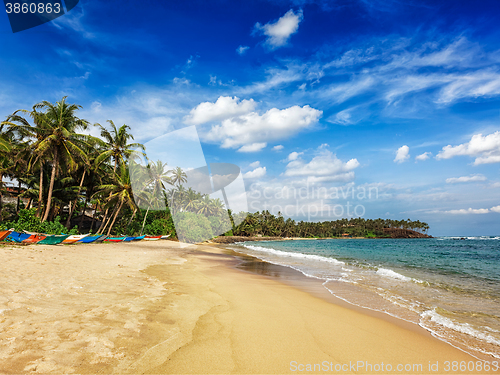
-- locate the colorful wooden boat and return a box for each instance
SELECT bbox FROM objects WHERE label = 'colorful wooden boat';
[0,230,12,241]
[104,236,126,242]
[123,235,146,242]
[37,234,70,245]
[22,234,47,244]
[62,234,90,244]
[93,235,107,243]
[6,231,31,242]
[77,235,106,243]
[144,235,161,241]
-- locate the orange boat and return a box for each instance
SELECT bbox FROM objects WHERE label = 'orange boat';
[22,234,47,244]
[0,230,12,241]
[62,234,90,244]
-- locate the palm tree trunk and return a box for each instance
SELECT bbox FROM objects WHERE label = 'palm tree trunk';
[106,199,124,236]
[42,149,58,222]
[97,209,109,234]
[37,164,43,218]
[140,207,150,235]
[65,170,86,228]
[16,180,21,212]
[126,207,137,228]
[100,204,119,235]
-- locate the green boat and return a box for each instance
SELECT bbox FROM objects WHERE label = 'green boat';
[37,234,70,245]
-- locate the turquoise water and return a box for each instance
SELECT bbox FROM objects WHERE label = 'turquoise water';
[235,237,500,358]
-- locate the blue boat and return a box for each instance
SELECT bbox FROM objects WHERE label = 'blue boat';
[123,235,146,242]
[77,235,107,243]
[6,231,31,242]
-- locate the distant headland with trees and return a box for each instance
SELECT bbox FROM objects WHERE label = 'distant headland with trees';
[0,97,430,242]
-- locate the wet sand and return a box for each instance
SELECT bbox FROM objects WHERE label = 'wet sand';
[0,241,488,374]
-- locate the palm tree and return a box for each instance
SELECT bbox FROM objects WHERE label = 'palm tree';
[169,166,187,187]
[95,120,145,173]
[94,120,144,231]
[4,97,92,222]
[97,163,137,235]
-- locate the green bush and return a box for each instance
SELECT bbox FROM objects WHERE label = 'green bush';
[173,212,213,243]
[143,218,175,236]
[207,215,231,236]
[0,209,78,234]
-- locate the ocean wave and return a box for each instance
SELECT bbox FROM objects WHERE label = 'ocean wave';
[242,244,345,265]
[421,309,500,348]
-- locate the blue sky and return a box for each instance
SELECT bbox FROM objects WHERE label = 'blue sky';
[1,0,500,235]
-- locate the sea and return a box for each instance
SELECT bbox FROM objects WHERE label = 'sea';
[230,237,500,359]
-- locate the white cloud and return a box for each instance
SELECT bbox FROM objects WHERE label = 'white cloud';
[283,146,360,183]
[184,96,256,125]
[415,152,431,161]
[491,205,500,213]
[237,45,249,55]
[254,9,303,49]
[287,151,303,161]
[249,161,261,169]
[205,105,321,149]
[272,145,284,151]
[446,174,487,184]
[244,166,267,179]
[394,145,410,163]
[238,143,267,153]
[442,208,490,214]
[436,131,500,165]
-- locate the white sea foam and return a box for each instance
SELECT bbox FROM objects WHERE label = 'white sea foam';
[421,309,500,348]
[243,244,345,265]
[376,267,412,282]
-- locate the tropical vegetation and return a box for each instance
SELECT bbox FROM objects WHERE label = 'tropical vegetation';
[0,97,430,240]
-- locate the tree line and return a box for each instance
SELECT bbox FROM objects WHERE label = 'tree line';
[0,97,430,239]
[231,211,430,238]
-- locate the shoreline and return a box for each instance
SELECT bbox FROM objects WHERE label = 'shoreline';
[0,240,492,373]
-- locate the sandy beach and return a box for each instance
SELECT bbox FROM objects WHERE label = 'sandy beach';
[0,240,489,374]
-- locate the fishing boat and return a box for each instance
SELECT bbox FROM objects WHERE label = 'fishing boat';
[0,230,12,241]
[22,234,47,244]
[104,236,126,242]
[161,235,171,239]
[62,234,90,244]
[76,234,106,243]
[37,234,70,245]
[6,231,31,242]
[143,235,162,241]
[123,235,146,242]
[93,235,107,243]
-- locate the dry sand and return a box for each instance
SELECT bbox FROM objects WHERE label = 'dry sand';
[0,241,489,374]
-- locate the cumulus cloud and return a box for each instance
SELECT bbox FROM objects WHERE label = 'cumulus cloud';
[254,9,303,49]
[446,174,487,184]
[248,161,261,169]
[244,166,267,179]
[415,152,431,161]
[491,205,500,213]
[184,96,256,125]
[436,131,500,165]
[287,151,303,161]
[272,145,284,151]
[237,143,267,153]
[237,45,249,55]
[443,208,490,214]
[283,146,360,183]
[205,105,321,149]
[394,145,410,163]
